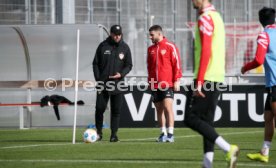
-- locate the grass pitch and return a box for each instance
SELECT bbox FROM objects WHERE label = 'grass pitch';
[0,128,275,168]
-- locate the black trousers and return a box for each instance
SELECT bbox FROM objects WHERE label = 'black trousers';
[95,90,123,136]
[184,82,220,153]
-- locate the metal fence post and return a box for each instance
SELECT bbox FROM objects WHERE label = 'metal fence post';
[116,0,121,25]
[173,0,176,43]
[26,88,32,128]
[221,0,225,21]
[34,0,37,24]
[50,0,56,24]
[19,106,24,129]
[144,0,150,73]
[25,0,31,24]
[88,0,93,24]
[247,0,252,22]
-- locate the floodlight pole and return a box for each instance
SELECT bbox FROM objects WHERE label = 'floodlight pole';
[72,29,80,144]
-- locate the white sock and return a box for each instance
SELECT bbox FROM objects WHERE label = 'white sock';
[261,141,271,156]
[215,136,231,153]
[262,141,271,149]
[161,127,167,135]
[168,127,174,134]
[203,152,214,168]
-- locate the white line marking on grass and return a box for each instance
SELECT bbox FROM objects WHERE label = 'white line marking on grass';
[122,130,263,142]
[122,134,198,141]
[0,143,78,149]
[0,130,263,149]
[0,159,274,167]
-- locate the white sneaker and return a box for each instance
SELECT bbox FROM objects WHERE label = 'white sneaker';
[166,134,174,143]
[156,133,167,142]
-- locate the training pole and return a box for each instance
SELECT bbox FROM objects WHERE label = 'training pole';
[72,29,80,144]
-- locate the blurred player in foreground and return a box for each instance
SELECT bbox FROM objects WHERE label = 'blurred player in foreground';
[184,0,239,167]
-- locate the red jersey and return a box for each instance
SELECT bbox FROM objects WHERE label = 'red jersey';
[147,37,182,89]
[196,4,216,86]
[242,25,276,72]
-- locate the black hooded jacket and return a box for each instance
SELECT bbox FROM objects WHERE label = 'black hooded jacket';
[93,36,132,93]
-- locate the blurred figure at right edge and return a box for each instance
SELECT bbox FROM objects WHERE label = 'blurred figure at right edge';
[241,7,276,163]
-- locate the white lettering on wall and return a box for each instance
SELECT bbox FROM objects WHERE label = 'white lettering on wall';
[173,94,186,121]
[248,93,264,122]
[124,93,151,121]
[214,106,222,122]
[124,92,266,123]
[222,94,246,121]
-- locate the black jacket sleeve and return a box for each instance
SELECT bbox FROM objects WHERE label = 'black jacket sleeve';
[92,45,101,81]
[120,45,133,77]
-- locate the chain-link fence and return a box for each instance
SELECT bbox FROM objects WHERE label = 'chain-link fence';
[1,0,276,75]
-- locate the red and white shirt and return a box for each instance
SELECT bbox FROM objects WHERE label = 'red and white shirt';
[243,25,276,71]
[196,5,216,86]
[147,37,182,89]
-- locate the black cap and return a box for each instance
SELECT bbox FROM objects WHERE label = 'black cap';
[110,25,122,35]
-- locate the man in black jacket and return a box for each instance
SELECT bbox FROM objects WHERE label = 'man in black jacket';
[93,25,132,142]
